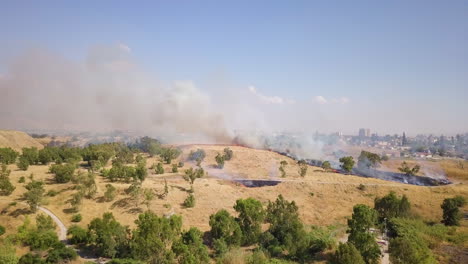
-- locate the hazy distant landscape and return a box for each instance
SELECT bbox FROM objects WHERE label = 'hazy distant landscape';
[1,1,467,264]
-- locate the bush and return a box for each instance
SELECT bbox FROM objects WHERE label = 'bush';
[71,214,82,222]
[215,153,225,169]
[183,194,195,208]
[0,147,19,164]
[18,253,45,264]
[155,163,164,174]
[104,184,117,202]
[67,225,87,244]
[18,176,25,183]
[0,225,5,236]
[172,163,178,173]
[441,196,466,226]
[46,189,58,197]
[223,148,233,161]
[374,191,411,222]
[357,184,366,191]
[330,243,365,264]
[46,244,78,263]
[188,149,206,162]
[17,156,29,171]
[339,156,355,172]
[389,237,436,264]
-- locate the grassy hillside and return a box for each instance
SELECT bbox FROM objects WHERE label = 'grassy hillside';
[1,144,467,263]
[0,130,43,151]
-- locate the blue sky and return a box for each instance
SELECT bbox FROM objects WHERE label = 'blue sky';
[1,1,467,135]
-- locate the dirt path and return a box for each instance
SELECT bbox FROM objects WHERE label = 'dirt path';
[37,205,67,241]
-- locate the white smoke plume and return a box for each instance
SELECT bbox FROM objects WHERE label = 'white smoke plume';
[0,45,232,143]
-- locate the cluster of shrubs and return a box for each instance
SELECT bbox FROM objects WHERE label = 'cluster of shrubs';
[215,148,233,169]
[63,195,336,263]
[331,192,467,264]
[12,214,77,263]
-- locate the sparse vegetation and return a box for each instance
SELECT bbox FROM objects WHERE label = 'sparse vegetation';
[298,160,308,177]
[398,161,421,176]
[279,160,287,177]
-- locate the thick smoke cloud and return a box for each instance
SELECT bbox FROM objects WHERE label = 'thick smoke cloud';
[0,45,232,142]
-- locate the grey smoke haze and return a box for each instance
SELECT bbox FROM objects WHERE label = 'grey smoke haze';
[0,45,233,142]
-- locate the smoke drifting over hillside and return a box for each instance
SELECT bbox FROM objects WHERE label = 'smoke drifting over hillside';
[0,45,232,142]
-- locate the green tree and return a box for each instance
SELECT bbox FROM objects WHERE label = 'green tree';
[67,225,87,244]
[17,156,29,171]
[398,161,420,176]
[357,151,382,169]
[104,184,117,202]
[330,243,365,264]
[441,196,466,226]
[127,181,142,208]
[160,147,181,164]
[50,163,76,183]
[183,167,204,186]
[374,191,411,222]
[321,161,331,171]
[172,163,178,173]
[189,149,206,166]
[87,212,130,258]
[36,214,56,231]
[223,148,233,161]
[347,204,377,237]
[0,147,19,164]
[215,153,225,169]
[233,198,265,245]
[155,162,164,174]
[70,190,84,212]
[262,195,311,260]
[133,160,147,182]
[172,227,210,264]
[347,204,380,264]
[339,156,355,173]
[279,160,287,178]
[209,209,243,247]
[21,147,39,165]
[130,211,182,262]
[142,188,155,210]
[298,160,308,177]
[0,164,15,196]
[23,180,45,212]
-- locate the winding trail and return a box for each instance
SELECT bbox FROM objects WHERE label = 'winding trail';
[36,205,67,241]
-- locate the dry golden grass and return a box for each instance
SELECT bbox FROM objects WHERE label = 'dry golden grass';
[0,130,43,151]
[2,144,467,263]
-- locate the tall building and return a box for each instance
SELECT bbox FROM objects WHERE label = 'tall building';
[365,129,371,137]
[359,128,366,138]
[359,128,370,138]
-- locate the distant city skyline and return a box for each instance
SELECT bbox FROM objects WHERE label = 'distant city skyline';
[1,1,467,137]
